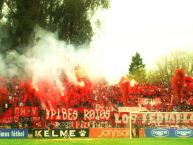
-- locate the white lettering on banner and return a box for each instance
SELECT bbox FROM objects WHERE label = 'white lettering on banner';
[69,130,75,137]
[84,109,110,120]
[61,108,67,120]
[11,131,25,137]
[0,131,10,137]
[20,108,26,116]
[14,107,20,115]
[149,113,156,124]
[34,130,77,138]
[151,129,169,137]
[46,108,110,121]
[31,107,38,116]
[98,129,129,137]
[175,129,192,137]
[114,113,131,124]
[59,130,75,137]
[169,114,176,124]
[46,108,78,120]
[122,114,129,124]
[35,130,42,137]
[114,113,193,125]
[14,107,38,117]
[142,113,148,124]
[114,113,121,124]
[190,114,193,124]
[44,130,49,137]
[61,108,78,120]
[52,130,58,137]
[60,130,68,137]
[156,114,164,124]
[75,121,110,128]
[50,109,56,120]
[31,117,40,122]
[131,114,137,123]
[0,117,20,124]
[181,114,188,124]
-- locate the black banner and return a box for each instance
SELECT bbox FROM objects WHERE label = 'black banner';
[32,129,89,138]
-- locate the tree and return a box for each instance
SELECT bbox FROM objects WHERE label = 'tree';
[146,50,193,85]
[128,52,146,83]
[0,0,4,19]
[0,0,110,53]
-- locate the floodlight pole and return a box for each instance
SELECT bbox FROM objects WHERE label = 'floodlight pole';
[129,112,132,139]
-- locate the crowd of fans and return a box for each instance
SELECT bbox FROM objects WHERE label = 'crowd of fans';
[0,69,193,130]
[0,72,193,114]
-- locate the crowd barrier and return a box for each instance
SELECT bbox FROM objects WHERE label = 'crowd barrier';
[31,128,132,138]
[1,128,193,138]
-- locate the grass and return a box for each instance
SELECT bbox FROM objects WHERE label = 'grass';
[0,138,193,145]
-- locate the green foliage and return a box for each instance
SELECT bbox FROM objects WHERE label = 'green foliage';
[146,50,193,86]
[0,0,110,53]
[128,52,146,83]
[129,52,145,73]
[0,0,4,19]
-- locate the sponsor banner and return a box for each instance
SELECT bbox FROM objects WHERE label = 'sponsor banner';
[175,129,193,137]
[89,128,130,138]
[145,128,169,137]
[145,128,193,138]
[32,129,89,138]
[0,129,28,138]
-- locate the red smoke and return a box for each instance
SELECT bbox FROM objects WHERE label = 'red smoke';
[170,69,185,105]
[1,68,193,114]
[0,87,8,107]
[119,77,131,106]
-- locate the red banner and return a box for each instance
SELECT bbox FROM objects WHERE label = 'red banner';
[14,106,39,117]
[0,106,39,124]
[45,108,111,121]
[0,108,19,124]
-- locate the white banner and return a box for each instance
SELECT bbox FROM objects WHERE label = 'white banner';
[118,107,147,112]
